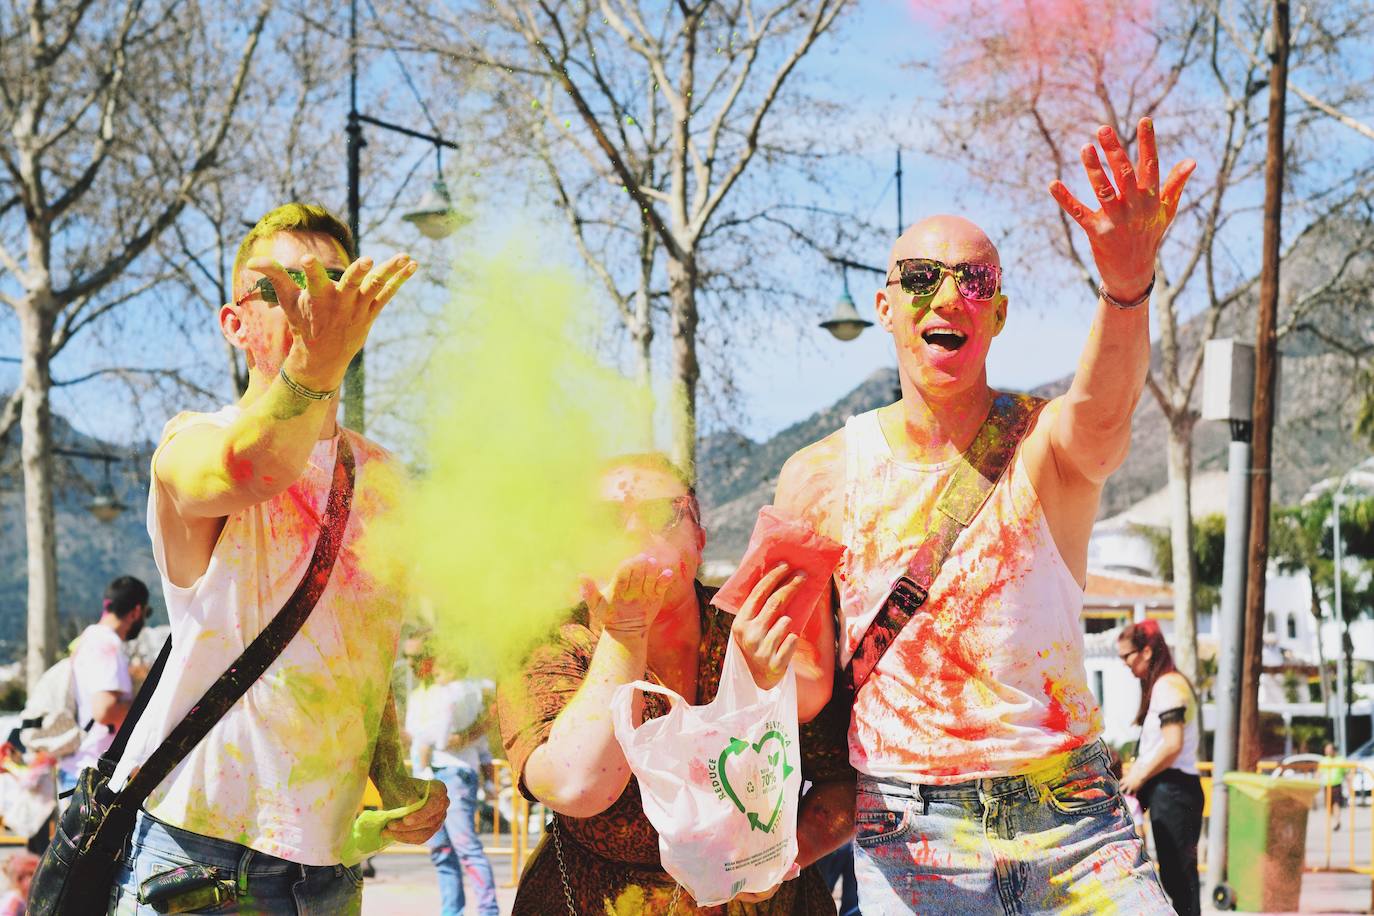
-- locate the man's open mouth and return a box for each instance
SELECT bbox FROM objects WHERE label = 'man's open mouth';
[921,328,967,351]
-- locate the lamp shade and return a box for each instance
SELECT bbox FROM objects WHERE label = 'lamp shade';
[819,291,872,342]
[88,483,125,523]
[402,179,464,240]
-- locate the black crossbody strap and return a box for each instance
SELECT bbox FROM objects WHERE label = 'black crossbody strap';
[844,393,1044,696]
[110,434,356,806]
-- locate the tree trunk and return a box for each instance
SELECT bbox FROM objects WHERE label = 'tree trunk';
[1166,413,1199,684]
[667,256,699,475]
[20,304,58,690]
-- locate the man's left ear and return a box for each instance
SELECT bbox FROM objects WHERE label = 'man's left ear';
[993,295,1008,336]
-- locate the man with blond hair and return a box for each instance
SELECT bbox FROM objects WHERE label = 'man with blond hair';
[107,203,447,914]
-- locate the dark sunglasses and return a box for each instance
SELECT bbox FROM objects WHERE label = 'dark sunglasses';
[886,258,1002,302]
[236,267,346,306]
[1118,648,1141,663]
[598,495,698,533]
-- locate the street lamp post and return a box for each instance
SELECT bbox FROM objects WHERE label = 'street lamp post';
[51,447,127,523]
[1332,472,1353,756]
[817,149,905,345]
[1200,338,1256,910]
[345,0,462,433]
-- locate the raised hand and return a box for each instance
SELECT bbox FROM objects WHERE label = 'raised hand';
[731,562,807,690]
[588,550,676,639]
[247,251,419,391]
[1049,118,1196,302]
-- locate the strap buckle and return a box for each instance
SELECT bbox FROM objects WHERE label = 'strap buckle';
[887,576,929,619]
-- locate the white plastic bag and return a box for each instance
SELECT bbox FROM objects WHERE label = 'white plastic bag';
[611,634,802,906]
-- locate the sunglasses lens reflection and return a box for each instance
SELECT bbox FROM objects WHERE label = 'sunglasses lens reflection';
[900,262,943,296]
[254,268,346,304]
[958,264,1000,300]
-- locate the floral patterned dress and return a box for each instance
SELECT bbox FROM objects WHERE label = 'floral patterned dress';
[498,584,850,915]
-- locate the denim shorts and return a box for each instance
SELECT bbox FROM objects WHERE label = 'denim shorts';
[853,740,1173,915]
[109,810,364,915]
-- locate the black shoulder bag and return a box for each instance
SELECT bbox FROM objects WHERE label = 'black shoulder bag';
[844,393,1044,697]
[29,435,356,915]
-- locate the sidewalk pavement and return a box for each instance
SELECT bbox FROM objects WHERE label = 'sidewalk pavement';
[364,813,1374,915]
[362,840,518,915]
[364,851,1372,915]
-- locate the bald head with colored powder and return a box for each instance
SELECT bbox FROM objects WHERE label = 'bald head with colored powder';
[886,215,1002,275]
[877,214,1008,402]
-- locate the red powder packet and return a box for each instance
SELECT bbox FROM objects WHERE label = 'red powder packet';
[710,506,844,641]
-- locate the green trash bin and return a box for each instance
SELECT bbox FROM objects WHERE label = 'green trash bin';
[1221,772,1322,912]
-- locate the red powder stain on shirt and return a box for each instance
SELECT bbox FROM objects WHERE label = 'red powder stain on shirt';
[1042,674,1070,732]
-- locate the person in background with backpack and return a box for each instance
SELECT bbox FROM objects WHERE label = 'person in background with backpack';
[55,576,153,796]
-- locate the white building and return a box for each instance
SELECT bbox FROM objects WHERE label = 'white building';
[1087,462,1374,753]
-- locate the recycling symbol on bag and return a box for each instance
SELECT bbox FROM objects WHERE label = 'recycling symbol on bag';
[715,729,795,832]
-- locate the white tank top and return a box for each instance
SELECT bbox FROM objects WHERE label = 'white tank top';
[838,408,1102,783]
[1137,672,1199,776]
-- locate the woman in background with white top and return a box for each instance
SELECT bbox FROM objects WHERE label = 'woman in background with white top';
[1118,620,1203,916]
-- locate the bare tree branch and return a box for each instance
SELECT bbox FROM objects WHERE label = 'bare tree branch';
[57,1,272,306]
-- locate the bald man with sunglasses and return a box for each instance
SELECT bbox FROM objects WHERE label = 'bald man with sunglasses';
[774,121,1195,913]
[107,204,447,915]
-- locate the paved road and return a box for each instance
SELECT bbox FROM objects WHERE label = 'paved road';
[362,839,520,914]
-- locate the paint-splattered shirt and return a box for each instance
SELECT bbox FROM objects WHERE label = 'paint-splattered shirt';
[110,406,409,866]
[838,407,1102,783]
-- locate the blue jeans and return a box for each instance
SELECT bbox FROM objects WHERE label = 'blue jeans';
[854,741,1173,915]
[426,765,499,916]
[109,810,363,915]
[816,842,860,916]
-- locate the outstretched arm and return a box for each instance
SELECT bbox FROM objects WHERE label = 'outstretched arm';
[1044,119,1195,485]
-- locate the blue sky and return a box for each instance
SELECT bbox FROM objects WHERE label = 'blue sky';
[6,0,1365,455]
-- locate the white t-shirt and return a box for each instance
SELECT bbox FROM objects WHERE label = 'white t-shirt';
[110,407,410,866]
[407,679,492,772]
[61,625,132,776]
[1137,671,1199,776]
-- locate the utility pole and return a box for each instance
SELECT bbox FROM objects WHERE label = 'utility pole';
[1238,0,1290,772]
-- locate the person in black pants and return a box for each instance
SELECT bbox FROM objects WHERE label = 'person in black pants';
[1118,620,1203,916]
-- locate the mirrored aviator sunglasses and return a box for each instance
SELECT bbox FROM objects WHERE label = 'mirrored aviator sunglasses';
[894,258,1001,302]
[245,267,346,305]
